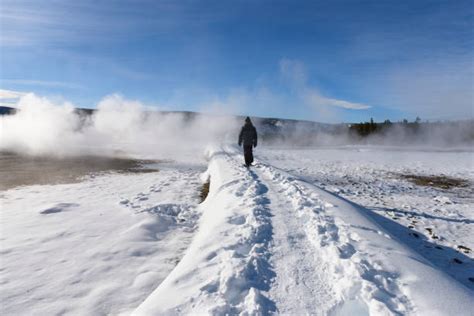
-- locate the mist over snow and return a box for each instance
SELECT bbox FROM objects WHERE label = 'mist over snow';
[256,118,474,149]
[1,93,473,162]
[0,93,240,161]
[352,122,474,148]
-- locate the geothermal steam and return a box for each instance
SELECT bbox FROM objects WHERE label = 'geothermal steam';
[0,94,239,160]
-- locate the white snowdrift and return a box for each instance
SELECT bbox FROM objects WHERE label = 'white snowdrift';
[2,145,472,315]
[134,145,473,315]
[134,146,275,315]
[0,167,202,315]
[259,147,474,292]
[258,162,473,315]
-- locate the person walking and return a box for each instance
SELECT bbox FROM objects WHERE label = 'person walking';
[238,117,258,167]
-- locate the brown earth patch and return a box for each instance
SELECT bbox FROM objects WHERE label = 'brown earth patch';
[0,151,158,190]
[200,177,210,203]
[399,174,470,190]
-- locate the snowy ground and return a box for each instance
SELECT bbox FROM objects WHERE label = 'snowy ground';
[1,145,473,315]
[1,162,204,315]
[259,147,474,290]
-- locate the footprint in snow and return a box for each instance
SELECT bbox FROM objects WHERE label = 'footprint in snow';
[338,243,356,259]
[119,199,130,205]
[40,203,79,215]
[200,281,219,293]
[228,215,246,225]
[425,227,439,239]
[457,245,471,254]
[149,185,160,192]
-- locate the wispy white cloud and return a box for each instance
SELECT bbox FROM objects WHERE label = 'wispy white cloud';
[0,89,28,107]
[304,90,371,110]
[279,58,371,110]
[0,89,27,99]
[0,101,19,107]
[2,79,84,89]
[0,0,229,47]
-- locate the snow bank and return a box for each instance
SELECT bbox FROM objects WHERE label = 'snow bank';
[1,166,201,315]
[133,146,276,315]
[135,146,473,315]
[258,162,474,315]
[3,145,472,315]
[260,147,474,291]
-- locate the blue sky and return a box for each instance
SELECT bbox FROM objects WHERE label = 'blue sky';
[0,0,472,122]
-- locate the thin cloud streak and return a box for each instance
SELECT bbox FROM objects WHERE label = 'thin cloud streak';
[0,102,19,107]
[2,79,84,90]
[0,0,230,47]
[1,1,470,121]
[304,90,371,110]
[0,89,27,99]
[279,58,371,111]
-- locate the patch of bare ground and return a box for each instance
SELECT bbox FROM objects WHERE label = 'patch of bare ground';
[200,177,210,203]
[0,151,159,190]
[399,174,470,190]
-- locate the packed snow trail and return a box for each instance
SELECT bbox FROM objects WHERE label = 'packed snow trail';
[256,162,411,315]
[134,146,473,315]
[258,147,474,292]
[134,148,276,315]
[254,167,339,315]
[256,159,473,315]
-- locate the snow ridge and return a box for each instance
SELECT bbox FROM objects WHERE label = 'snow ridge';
[133,147,276,315]
[259,163,412,315]
[4,147,472,315]
[134,146,473,315]
[258,162,473,316]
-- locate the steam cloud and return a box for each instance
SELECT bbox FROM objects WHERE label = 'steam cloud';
[1,93,472,161]
[0,93,240,161]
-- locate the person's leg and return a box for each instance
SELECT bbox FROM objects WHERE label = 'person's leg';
[243,145,252,166]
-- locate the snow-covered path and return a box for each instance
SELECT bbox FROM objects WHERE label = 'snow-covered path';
[259,147,474,292]
[256,166,337,315]
[134,146,473,315]
[2,146,473,315]
[256,157,473,315]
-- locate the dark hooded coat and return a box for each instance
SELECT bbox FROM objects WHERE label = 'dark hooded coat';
[238,119,258,147]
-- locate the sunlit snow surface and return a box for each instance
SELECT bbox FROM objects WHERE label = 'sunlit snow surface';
[1,146,473,315]
[259,146,474,290]
[1,161,205,315]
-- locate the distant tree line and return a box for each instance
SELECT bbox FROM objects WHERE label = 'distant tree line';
[349,117,422,137]
[348,117,474,144]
